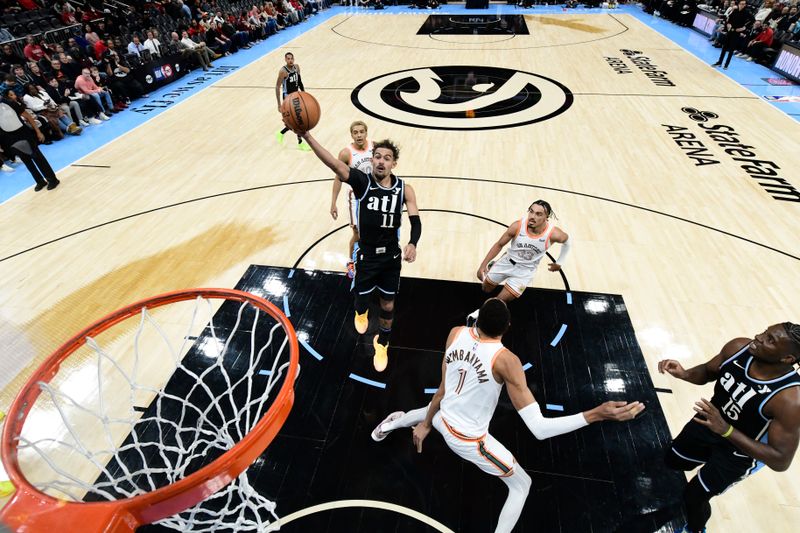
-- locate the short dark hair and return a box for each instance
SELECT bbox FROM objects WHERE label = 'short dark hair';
[477,298,510,338]
[529,199,554,218]
[285,52,293,58]
[782,322,800,364]
[373,139,400,160]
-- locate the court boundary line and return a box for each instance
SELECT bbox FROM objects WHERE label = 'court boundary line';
[1,175,797,264]
[330,12,629,51]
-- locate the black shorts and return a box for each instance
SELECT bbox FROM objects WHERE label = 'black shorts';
[666,419,759,495]
[353,245,402,300]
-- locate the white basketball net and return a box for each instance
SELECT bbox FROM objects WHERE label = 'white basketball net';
[13,295,296,531]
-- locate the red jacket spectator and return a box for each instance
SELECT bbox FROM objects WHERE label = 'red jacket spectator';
[754,26,774,47]
[23,40,48,62]
[93,40,108,60]
[19,0,40,10]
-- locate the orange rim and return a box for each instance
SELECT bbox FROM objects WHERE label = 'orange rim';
[1,288,300,532]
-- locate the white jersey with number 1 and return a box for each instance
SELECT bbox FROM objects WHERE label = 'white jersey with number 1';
[439,326,504,439]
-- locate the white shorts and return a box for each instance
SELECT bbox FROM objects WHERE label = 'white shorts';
[484,254,538,297]
[348,189,358,228]
[434,413,516,477]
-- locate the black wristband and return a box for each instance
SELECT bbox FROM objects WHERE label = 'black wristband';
[409,215,421,246]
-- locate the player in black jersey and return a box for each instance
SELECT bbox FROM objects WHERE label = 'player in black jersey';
[300,130,421,373]
[658,323,800,533]
[274,52,310,151]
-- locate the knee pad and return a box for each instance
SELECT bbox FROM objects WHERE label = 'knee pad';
[379,307,394,321]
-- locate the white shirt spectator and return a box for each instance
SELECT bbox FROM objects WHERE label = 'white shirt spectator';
[22,90,56,113]
[181,37,200,50]
[144,37,161,57]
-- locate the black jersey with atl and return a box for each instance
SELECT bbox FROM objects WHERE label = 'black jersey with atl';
[711,344,800,443]
[281,66,302,97]
[348,167,404,250]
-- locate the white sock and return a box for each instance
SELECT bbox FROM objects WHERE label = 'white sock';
[381,406,427,433]
[495,467,532,533]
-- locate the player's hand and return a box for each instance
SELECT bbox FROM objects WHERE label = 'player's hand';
[594,401,645,422]
[36,131,45,143]
[657,359,687,380]
[693,398,729,435]
[477,265,488,281]
[548,263,562,272]
[412,422,431,453]
[330,204,338,220]
[403,243,416,263]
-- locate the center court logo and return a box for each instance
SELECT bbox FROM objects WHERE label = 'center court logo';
[350,66,573,131]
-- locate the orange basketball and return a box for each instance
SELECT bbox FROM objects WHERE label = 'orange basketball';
[281,91,320,133]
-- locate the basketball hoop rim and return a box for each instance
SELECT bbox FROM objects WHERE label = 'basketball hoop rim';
[0,288,300,530]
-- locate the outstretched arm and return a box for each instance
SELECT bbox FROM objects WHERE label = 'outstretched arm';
[476,221,518,281]
[301,132,350,182]
[658,337,751,385]
[547,227,571,272]
[496,350,644,439]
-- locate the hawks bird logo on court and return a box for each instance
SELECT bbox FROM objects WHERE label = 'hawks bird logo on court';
[351,66,573,131]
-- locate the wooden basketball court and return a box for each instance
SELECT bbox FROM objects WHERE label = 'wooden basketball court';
[1,8,798,532]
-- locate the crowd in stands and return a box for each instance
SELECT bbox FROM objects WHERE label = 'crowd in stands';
[644,0,799,66]
[0,0,329,178]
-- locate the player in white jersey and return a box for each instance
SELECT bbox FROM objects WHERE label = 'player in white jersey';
[372,299,644,533]
[468,199,571,322]
[330,120,373,279]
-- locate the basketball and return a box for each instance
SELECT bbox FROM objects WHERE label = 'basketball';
[281,91,320,133]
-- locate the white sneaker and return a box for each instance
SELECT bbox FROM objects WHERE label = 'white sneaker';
[79,119,90,127]
[88,117,102,125]
[1,163,14,172]
[371,411,405,442]
[98,113,110,121]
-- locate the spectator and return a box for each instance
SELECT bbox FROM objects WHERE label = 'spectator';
[127,34,146,56]
[0,27,14,45]
[175,31,213,71]
[23,36,50,63]
[49,59,66,82]
[22,82,78,139]
[84,24,101,45]
[13,64,34,88]
[755,0,774,22]
[739,19,774,61]
[26,62,47,86]
[43,76,94,127]
[74,67,113,119]
[1,44,25,69]
[206,22,232,56]
[143,30,162,57]
[93,39,109,60]
[0,89,60,191]
[98,52,148,104]
[0,73,24,98]
[179,0,193,19]
[58,53,82,82]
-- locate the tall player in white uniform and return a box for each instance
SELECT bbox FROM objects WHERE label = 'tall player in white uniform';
[372,299,644,533]
[468,199,571,322]
[330,121,373,279]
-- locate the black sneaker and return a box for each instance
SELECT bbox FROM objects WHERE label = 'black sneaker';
[34,183,46,192]
[46,180,60,190]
